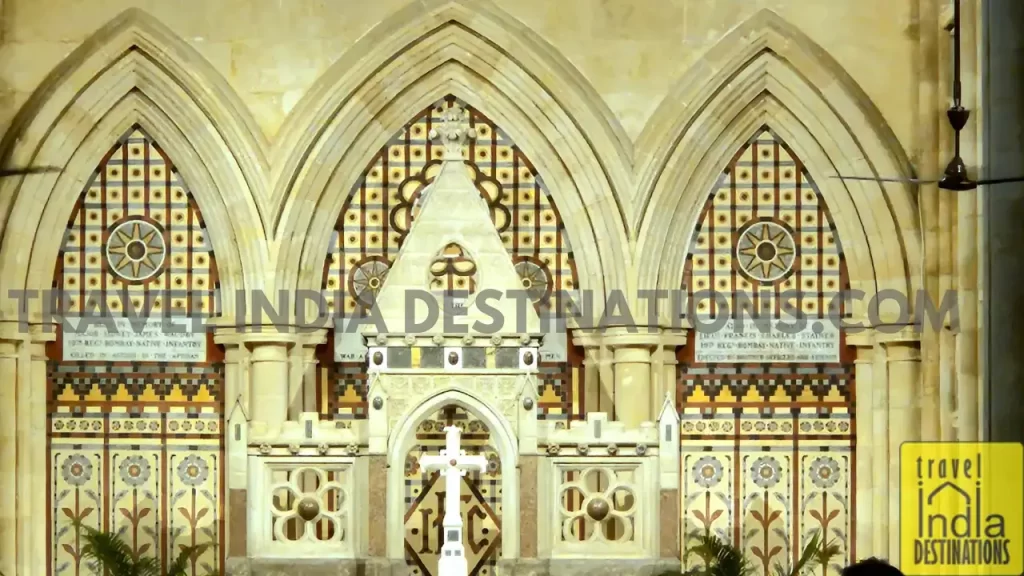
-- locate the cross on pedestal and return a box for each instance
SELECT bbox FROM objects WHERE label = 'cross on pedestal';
[418,425,488,576]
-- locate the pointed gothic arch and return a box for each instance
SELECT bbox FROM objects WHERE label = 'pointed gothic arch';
[386,387,520,561]
[634,9,922,323]
[272,0,632,316]
[0,8,267,320]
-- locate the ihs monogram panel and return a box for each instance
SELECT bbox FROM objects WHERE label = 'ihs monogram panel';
[678,128,856,576]
[49,127,224,576]
[321,95,583,422]
[403,405,502,576]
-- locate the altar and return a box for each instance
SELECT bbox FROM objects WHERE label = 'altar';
[235,105,681,575]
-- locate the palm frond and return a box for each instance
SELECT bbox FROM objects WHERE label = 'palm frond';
[813,537,844,574]
[71,518,206,576]
[167,544,208,576]
[135,556,163,576]
[789,532,823,576]
[79,527,139,576]
[684,530,755,576]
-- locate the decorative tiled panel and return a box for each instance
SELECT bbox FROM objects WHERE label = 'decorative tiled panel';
[321,96,584,422]
[49,127,224,576]
[679,128,855,576]
[51,412,222,576]
[55,126,219,317]
[679,413,854,574]
[404,405,501,576]
[678,363,853,406]
[682,127,848,320]
[50,362,222,405]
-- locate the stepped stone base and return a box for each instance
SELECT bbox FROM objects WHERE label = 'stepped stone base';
[227,558,681,576]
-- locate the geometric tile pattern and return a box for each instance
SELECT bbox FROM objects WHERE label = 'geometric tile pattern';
[682,128,848,320]
[403,405,501,576]
[49,127,224,576]
[55,127,219,317]
[679,128,855,576]
[321,96,583,421]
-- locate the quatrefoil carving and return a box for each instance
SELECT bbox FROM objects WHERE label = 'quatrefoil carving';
[558,466,638,543]
[269,466,349,544]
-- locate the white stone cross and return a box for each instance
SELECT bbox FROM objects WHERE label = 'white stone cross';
[418,425,488,576]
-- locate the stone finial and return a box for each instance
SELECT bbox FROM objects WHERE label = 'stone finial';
[429,103,476,160]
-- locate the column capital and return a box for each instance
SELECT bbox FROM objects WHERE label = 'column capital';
[874,325,922,344]
[601,327,664,350]
[573,328,687,350]
[845,328,875,348]
[881,340,921,362]
[571,331,604,350]
[0,320,28,343]
[214,326,328,349]
[0,322,55,353]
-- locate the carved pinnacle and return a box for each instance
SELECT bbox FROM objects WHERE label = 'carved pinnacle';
[428,103,477,160]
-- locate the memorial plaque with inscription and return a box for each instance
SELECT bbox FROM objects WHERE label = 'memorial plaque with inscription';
[695,318,839,363]
[334,319,368,362]
[63,316,206,362]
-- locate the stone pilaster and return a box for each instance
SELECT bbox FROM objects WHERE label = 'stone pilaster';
[882,339,921,564]
[650,332,685,421]
[850,335,874,560]
[871,342,890,559]
[0,339,17,576]
[575,333,612,416]
[25,332,52,575]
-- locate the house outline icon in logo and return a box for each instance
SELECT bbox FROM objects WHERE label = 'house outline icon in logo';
[919,480,977,539]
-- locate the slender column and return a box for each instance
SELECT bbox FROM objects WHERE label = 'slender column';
[871,343,889,559]
[249,343,290,434]
[937,12,957,444]
[651,336,683,417]
[24,339,50,575]
[0,341,18,576]
[955,0,981,443]
[916,0,942,445]
[650,344,666,418]
[853,344,874,560]
[956,181,980,441]
[884,340,921,565]
[575,334,611,415]
[605,330,658,427]
[287,344,305,419]
[302,345,318,413]
[15,337,33,576]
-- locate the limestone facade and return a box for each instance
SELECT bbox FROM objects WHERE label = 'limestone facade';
[0,1,985,575]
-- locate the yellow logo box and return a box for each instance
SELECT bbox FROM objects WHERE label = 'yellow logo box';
[900,442,1023,576]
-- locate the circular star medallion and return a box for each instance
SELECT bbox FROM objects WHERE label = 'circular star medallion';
[735,220,796,283]
[348,256,390,308]
[105,218,167,282]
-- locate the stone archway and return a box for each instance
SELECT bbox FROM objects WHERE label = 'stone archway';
[386,388,520,572]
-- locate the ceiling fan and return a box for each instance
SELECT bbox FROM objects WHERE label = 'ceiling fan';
[835,0,1024,191]
[0,166,62,178]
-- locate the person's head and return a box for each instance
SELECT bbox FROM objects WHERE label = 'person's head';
[841,558,904,576]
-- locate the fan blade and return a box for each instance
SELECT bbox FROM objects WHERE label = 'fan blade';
[833,175,940,184]
[0,166,62,177]
[973,176,1024,186]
